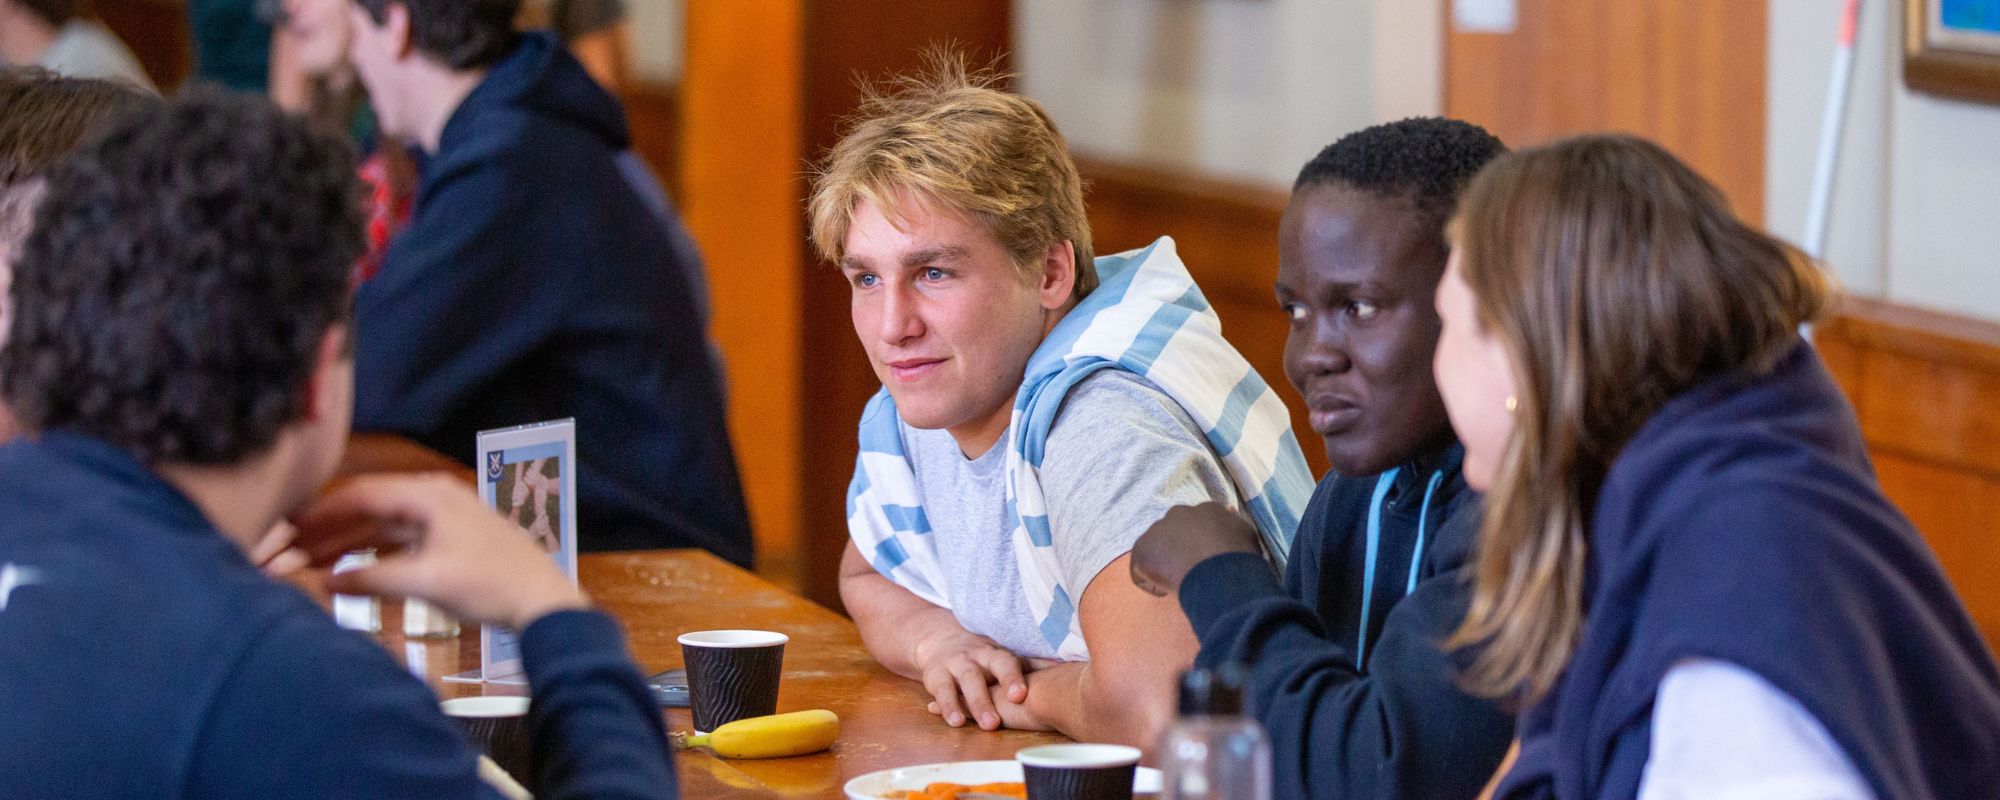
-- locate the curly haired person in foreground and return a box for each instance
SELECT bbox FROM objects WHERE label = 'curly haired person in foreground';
[0,88,677,799]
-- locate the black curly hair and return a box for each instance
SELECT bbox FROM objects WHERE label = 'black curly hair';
[0,87,365,466]
[1295,117,1507,238]
[354,0,523,70]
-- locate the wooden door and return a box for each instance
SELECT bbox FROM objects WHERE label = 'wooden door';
[1445,0,1769,221]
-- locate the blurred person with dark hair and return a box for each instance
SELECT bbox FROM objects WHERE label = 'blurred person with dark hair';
[0,67,156,442]
[1129,119,1515,800]
[0,88,676,799]
[267,0,413,280]
[0,0,153,88]
[344,0,746,560]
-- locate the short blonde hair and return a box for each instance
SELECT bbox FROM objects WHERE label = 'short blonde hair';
[808,56,1096,300]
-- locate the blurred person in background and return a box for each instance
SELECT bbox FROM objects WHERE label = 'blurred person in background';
[0,87,677,799]
[0,0,153,89]
[267,0,413,281]
[343,0,747,560]
[0,67,156,443]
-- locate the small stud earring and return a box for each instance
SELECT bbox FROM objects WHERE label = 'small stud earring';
[1504,395,1518,413]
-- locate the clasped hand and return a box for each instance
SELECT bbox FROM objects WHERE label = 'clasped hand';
[913,629,1055,732]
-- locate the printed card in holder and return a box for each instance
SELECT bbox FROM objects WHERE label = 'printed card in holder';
[444,419,579,685]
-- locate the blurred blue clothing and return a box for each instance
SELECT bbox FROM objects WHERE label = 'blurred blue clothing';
[0,432,677,799]
[353,33,749,562]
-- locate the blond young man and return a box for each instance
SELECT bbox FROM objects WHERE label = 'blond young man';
[816,62,1313,748]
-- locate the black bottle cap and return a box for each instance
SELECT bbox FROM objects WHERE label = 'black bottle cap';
[1178,664,1249,716]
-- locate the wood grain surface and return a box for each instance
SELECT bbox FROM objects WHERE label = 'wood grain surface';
[371,549,1067,799]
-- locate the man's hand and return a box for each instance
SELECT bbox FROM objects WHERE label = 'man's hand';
[912,629,1033,731]
[1129,502,1264,597]
[247,521,310,577]
[290,473,586,630]
[950,671,1058,732]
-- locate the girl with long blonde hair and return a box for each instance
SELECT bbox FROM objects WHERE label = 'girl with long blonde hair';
[1434,134,2000,799]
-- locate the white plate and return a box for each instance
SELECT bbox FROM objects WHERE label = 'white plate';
[843,760,1161,799]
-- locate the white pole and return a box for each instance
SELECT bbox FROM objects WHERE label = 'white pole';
[1804,0,1864,260]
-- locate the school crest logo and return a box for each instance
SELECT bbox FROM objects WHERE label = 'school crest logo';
[487,452,504,482]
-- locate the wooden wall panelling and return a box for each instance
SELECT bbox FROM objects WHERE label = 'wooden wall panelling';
[680,0,809,593]
[1078,159,1327,478]
[1873,453,2000,648]
[1857,349,2000,477]
[617,82,680,200]
[1817,297,2000,652]
[1443,0,1768,222]
[1825,300,2000,478]
[96,0,191,90]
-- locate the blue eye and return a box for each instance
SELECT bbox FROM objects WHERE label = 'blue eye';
[853,273,878,288]
[922,267,947,282]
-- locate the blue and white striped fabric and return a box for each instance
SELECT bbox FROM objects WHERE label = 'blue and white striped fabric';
[844,236,1314,660]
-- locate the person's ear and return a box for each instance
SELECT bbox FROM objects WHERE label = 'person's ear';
[299,324,351,423]
[1037,240,1077,311]
[384,2,414,59]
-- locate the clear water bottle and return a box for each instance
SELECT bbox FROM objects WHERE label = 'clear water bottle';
[1158,665,1271,800]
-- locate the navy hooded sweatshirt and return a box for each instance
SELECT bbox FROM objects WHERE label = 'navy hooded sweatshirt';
[1179,441,1515,799]
[0,433,677,799]
[1494,342,2000,799]
[354,32,751,564]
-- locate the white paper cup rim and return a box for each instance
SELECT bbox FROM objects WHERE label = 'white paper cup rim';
[677,629,789,648]
[441,696,531,718]
[1016,743,1143,768]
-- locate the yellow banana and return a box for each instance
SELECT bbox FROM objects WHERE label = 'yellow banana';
[679,709,840,759]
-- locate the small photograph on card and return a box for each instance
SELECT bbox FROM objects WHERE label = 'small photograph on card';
[463,418,578,683]
[495,455,563,559]
[478,420,578,584]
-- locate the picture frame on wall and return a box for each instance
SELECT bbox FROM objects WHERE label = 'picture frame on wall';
[1906,0,2000,104]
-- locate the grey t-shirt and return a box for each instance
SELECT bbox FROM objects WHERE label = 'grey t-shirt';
[903,370,1236,659]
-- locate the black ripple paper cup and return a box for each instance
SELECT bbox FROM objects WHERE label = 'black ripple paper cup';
[442,696,534,783]
[1018,743,1142,800]
[678,629,789,732]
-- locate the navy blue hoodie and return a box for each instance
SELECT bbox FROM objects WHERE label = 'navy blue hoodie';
[0,433,677,799]
[1179,441,1514,799]
[354,32,750,563]
[1494,343,2000,799]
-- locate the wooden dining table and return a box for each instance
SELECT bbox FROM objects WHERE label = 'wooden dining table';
[372,549,1069,798]
[336,433,1074,796]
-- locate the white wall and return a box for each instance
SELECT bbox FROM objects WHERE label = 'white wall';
[1767,0,2000,323]
[626,0,682,84]
[1015,0,1442,188]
